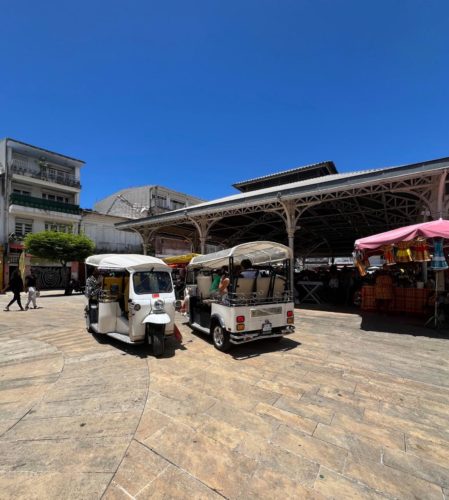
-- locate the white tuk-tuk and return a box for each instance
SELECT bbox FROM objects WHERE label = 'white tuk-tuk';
[186,241,295,351]
[84,254,179,356]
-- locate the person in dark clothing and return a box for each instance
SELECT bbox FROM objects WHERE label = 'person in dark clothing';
[2,270,24,311]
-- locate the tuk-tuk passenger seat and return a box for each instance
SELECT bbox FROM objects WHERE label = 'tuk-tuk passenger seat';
[257,277,271,299]
[273,276,287,298]
[234,278,256,299]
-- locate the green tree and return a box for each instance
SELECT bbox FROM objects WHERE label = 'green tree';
[24,231,95,268]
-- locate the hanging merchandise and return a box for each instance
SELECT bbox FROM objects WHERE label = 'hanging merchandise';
[382,245,396,265]
[353,251,367,277]
[396,241,412,263]
[412,238,431,262]
[430,237,449,270]
[355,259,367,277]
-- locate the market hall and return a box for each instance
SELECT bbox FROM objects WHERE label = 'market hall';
[116,156,449,315]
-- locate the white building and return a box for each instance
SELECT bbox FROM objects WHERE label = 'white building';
[0,139,210,288]
[94,185,205,257]
[80,210,142,254]
[0,138,83,288]
[94,185,204,219]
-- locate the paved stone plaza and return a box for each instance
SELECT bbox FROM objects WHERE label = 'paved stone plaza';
[1,292,449,499]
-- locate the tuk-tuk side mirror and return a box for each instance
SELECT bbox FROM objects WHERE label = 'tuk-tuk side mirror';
[174,300,182,311]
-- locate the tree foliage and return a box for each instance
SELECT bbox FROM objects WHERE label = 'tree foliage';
[24,231,95,266]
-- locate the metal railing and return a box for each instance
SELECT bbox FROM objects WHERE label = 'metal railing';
[11,164,81,189]
[10,193,81,215]
[8,254,20,265]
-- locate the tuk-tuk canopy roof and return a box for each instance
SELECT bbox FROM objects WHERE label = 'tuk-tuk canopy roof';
[162,253,200,265]
[188,241,292,270]
[85,254,170,272]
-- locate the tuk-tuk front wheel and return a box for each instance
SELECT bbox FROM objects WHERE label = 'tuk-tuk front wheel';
[146,324,165,357]
[212,323,230,352]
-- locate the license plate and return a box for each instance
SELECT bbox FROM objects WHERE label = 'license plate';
[262,321,272,334]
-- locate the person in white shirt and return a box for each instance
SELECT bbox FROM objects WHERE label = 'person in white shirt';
[240,259,257,278]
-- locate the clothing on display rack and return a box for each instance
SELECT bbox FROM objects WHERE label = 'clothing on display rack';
[412,238,431,262]
[382,245,396,265]
[430,238,448,270]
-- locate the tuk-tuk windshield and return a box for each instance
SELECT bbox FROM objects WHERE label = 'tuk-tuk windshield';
[133,271,173,295]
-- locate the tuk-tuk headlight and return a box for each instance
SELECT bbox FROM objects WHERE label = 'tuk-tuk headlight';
[153,299,165,312]
[133,303,141,311]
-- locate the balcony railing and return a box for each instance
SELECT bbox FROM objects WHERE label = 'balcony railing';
[10,193,81,215]
[10,164,81,189]
[8,254,20,265]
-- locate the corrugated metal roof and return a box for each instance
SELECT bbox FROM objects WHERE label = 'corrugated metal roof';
[1,137,85,164]
[172,166,393,209]
[116,156,449,229]
[232,160,337,188]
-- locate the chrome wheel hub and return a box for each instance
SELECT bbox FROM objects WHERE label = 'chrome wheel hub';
[213,326,224,346]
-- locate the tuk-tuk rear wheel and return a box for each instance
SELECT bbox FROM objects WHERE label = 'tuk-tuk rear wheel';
[212,324,230,352]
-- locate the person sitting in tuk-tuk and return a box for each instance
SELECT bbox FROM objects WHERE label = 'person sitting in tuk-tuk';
[218,267,230,302]
[209,268,229,301]
[209,271,221,295]
[240,259,257,278]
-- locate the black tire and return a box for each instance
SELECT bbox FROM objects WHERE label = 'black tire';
[147,324,165,357]
[211,323,231,352]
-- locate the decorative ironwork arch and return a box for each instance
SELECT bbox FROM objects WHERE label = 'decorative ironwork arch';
[116,162,449,261]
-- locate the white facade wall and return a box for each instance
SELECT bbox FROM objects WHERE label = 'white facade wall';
[80,212,142,253]
[0,138,84,287]
[0,140,83,238]
[94,185,204,218]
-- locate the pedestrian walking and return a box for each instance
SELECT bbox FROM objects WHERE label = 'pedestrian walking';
[24,272,39,310]
[2,270,24,311]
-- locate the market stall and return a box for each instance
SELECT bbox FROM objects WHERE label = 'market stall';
[354,219,449,318]
[359,285,432,314]
[162,253,200,299]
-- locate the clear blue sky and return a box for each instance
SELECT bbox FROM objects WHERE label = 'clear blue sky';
[1,0,449,208]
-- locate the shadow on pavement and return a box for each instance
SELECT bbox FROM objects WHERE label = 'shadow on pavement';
[359,311,449,339]
[186,325,301,360]
[297,303,449,339]
[91,331,185,358]
[231,337,301,360]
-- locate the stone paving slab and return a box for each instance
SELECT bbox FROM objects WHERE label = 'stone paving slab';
[0,471,111,499]
[1,291,449,499]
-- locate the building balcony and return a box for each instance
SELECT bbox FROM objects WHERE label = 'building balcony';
[9,193,81,215]
[11,164,81,189]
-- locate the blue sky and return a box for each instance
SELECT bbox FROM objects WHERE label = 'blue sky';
[1,0,449,208]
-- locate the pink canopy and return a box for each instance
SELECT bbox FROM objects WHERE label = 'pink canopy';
[355,219,449,250]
